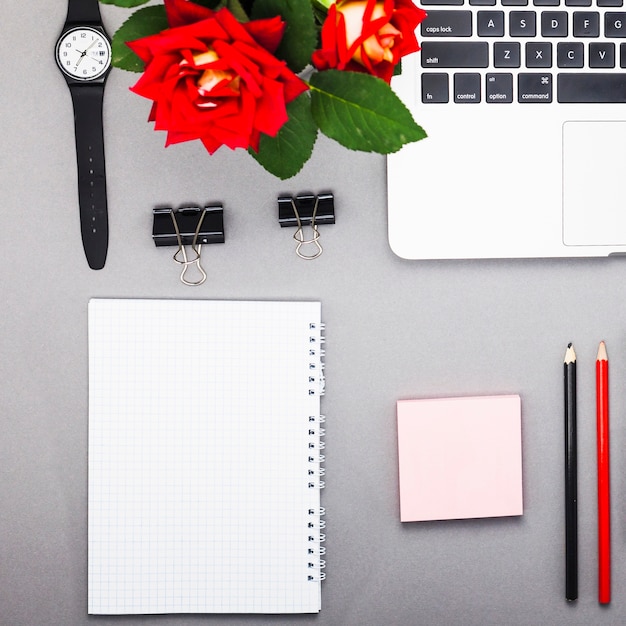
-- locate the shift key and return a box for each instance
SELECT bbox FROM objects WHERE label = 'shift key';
[421,11,473,37]
[421,42,489,68]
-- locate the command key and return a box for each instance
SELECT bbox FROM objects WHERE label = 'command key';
[518,73,553,103]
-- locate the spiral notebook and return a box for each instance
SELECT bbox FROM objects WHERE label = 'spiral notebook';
[87,299,326,615]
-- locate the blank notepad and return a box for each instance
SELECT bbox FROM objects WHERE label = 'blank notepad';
[397,395,523,522]
[88,299,325,614]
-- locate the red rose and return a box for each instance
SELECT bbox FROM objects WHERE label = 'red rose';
[127,0,308,153]
[312,0,426,83]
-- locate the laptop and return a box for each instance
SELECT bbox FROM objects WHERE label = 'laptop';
[387,0,626,260]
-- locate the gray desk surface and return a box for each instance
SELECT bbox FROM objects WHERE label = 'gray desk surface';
[2,2,626,624]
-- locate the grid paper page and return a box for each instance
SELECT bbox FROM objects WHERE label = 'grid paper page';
[88,299,323,614]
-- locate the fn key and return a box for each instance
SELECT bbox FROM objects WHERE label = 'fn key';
[422,73,449,103]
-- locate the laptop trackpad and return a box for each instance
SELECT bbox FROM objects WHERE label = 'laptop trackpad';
[563,120,626,246]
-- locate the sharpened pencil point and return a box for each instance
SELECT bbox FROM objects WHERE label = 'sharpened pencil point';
[597,341,608,361]
[565,343,576,364]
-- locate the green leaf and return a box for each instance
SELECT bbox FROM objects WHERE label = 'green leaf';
[311,0,333,11]
[224,0,250,22]
[251,0,317,73]
[200,0,249,20]
[193,0,224,8]
[249,93,318,179]
[111,6,168,71]
[309,70,426,154]
[312,4,328,26]
[100,0,150,7]
[229,0,255,12]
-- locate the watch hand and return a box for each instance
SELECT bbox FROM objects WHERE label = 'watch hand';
[75,39,100,68]
[78,41,98,61]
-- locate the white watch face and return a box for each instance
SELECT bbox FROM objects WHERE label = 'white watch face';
[56,27,111,81]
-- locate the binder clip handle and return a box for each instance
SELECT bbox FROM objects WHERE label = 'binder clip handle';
[176,250,208,286]
[294,218,323,260]
[152,204,225,286]
[278,193,334,260]
[170,210,207,286]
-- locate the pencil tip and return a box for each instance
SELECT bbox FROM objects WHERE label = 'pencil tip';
[597,341,608,361]
[565,343,576,363]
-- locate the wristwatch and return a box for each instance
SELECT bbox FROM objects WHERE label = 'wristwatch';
[55,0,112,270]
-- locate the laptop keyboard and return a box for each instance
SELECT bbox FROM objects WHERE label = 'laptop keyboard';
[419,0,626,102]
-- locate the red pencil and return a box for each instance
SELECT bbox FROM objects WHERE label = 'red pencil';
[596,341,610,604]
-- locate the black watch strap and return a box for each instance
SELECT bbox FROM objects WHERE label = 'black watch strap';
[69,84,109,270]
[66,0,102,24]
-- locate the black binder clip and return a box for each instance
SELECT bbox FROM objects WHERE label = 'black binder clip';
[152,204,224,286]
[278,193,335,260]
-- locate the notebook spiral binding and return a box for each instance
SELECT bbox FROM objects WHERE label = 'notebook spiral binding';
[307,321,326,584]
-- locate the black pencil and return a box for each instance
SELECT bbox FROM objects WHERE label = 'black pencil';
[564,343,578,601]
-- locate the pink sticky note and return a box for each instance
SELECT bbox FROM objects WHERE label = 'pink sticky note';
[397,395,523,522]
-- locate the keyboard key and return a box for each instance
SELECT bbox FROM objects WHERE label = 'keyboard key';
[477,11,505,35]
[510,11,537,36]
[421,11,473,36]
[534,0,560,6]
[421,42,489,67]
[486,73,514,102]
[518,73,553,102]
[526,42,553,67]
[589,42,615,67]
[454,73,481,102]
[542,11,568,36]
[605,12,626,36]
[502,0,528,5]
[597,0,622,6]
[422,73,450,103]
[621,42,626,66]
[494,41,522,67]
[557,73,626,101]
[557,42,584,67]
[566,0,591,5]
[421,0,464,5]
[573,11,600,36]
[470,0,497,5]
